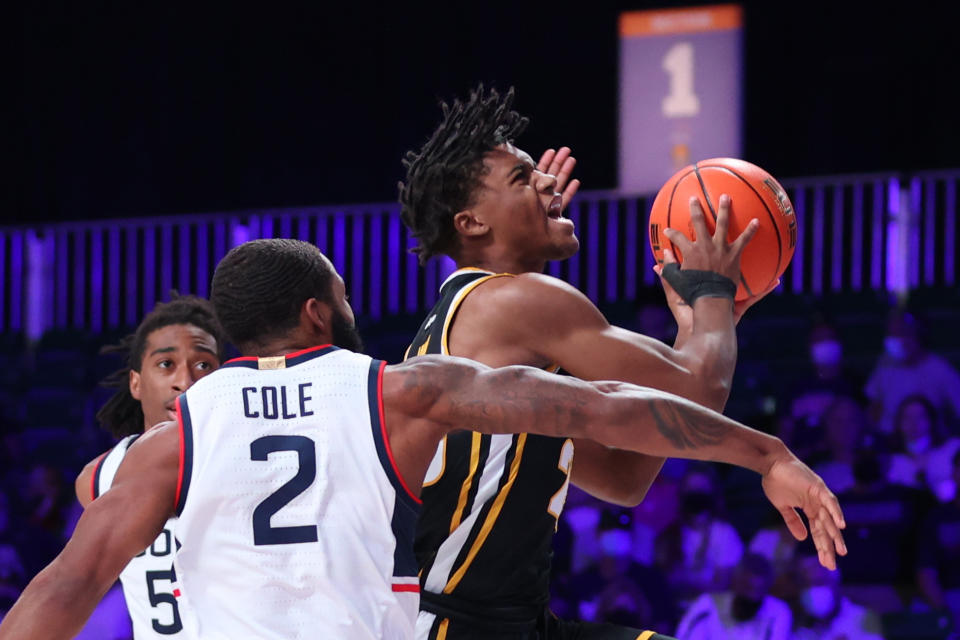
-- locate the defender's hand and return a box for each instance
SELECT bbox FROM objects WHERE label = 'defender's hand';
[661,194,758,283]
[538,147,580,211]
[761,456,847,570]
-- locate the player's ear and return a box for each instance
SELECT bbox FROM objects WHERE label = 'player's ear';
[129,368,142,401]
[301,298,330,339]
[453,209,489,238]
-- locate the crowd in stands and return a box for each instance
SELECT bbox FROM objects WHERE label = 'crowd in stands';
[1,296,959,639]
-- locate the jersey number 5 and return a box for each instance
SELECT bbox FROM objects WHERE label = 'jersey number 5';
[145,570,183,634]
[250,435,319,546]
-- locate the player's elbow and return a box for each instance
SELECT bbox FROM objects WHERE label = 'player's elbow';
[685,358,732,410]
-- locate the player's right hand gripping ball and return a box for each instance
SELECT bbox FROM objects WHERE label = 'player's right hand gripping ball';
[648,157,798,303]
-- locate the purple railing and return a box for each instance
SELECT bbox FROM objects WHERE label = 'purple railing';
[1,169,958,337]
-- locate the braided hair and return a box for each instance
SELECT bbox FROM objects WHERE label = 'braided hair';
[96,294,226,437]
[398,85,528,264]
[210,239,335,352]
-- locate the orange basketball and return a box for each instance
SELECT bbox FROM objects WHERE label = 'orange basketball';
[648,158,797,302]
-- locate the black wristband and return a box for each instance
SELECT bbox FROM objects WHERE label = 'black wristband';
[660,263,737,305]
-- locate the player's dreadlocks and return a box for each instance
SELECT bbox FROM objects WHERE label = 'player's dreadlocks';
[399,85,529,263]
[96,294,226,437]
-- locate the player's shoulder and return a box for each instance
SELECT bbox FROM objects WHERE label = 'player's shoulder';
[466,271,594,317]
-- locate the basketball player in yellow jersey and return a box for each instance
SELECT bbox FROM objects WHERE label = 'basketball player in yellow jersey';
[399,87,783,640]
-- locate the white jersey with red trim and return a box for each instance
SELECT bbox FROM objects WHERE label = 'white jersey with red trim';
[94,435,185,638]
[172,346,420,640]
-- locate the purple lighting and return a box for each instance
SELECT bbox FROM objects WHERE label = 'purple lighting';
[871,180,884,290]
[56,230,68,329]
[387,210,400,315]
[605,202,619,302]
[924,179,935,286]
[351,213,364,315]
[73,230,87,327]
[197,223,209,298]
[178,225,191,295]
[812,186,825,295]
[947,180,956,286]
[568,203,581,291]
[586,201,599,302]
[852,184,864,290]
[831,187,843,292]
[791,188,805,293]
[108,228,120,328]
[161,225,173,301]
[0,231,6,331]
[369,211,383,319]
[909,178,922,288]
[91,229,103,332]
[886,178,907,294]
[625,199,638,296]
[10,231,22,332]
[125,227,138,326]
[333,213,347,280]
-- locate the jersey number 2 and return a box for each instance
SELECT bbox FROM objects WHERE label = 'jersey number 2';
[250,435,319,546]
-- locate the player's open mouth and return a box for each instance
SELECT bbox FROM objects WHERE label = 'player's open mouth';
[546,195,563,219]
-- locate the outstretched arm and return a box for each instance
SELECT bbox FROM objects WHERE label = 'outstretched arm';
[385,356,847,569]
[0,425,178,639]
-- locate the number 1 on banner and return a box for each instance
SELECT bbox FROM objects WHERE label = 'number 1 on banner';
[661,42,700,118]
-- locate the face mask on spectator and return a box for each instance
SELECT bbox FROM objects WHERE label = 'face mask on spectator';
[731,594,763,621]
[801,585,836,619]
[906,435,932,456]
[810,340,842,367]
[884,336,907,361]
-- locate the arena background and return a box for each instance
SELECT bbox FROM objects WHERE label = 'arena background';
[3,1,960,638]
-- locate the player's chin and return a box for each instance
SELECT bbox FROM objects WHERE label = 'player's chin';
[547,235,580,260]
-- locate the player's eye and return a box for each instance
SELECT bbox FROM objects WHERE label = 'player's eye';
[196,361,214,371]
[158,360,174,369]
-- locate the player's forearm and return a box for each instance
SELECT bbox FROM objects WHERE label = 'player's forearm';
[0,561,105,639]
[677,296,737,411]
[593,381,788,474]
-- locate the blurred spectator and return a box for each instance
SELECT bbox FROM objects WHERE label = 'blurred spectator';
[747,508,800,602]
[916,448,960,629]
[812,395,872,495]
[655,465,744,606]
[16,463,72,577]
[675,553,791,640]
[781,323,864,451]
[572,508,678,632]
[866,310,960,434]
[836,449,931,612]
[0,545,26,620]
[791,546,883,640]
[887,395,960,502]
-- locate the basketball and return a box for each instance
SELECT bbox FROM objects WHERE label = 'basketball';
[648,158,798,302]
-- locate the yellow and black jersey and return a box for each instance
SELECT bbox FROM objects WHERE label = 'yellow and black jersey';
[406,268,574,631]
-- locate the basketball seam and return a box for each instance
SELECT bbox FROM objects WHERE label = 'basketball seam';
[664,169,695,263]
[694,163,754,298]
[701,164,784,276]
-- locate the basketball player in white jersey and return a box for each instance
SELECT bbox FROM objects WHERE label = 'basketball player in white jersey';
[73,295,225,638]
[0,239,847,640]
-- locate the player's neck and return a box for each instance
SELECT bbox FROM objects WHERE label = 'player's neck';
[456,249,545,275]
[243,334,330,358]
